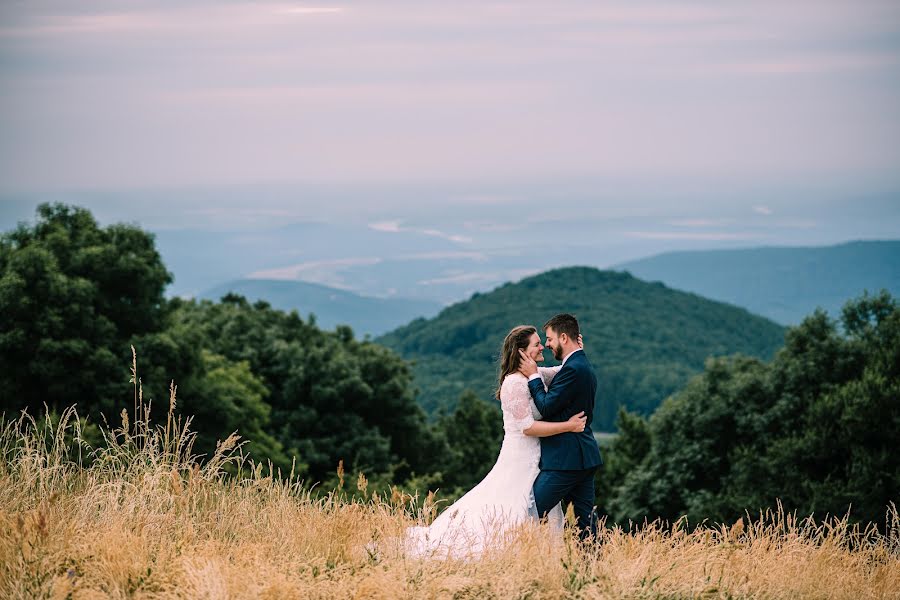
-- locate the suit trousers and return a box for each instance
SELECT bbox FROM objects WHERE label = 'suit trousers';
[533,467,598,540]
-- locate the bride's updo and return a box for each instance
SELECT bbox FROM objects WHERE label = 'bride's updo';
[495,325,537,400]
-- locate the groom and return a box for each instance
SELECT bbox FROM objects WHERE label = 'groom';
[518,313,602,540]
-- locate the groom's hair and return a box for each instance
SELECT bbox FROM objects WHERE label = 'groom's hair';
[543,313,579,341]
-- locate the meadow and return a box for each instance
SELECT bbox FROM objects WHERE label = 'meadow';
[2,400,898,600]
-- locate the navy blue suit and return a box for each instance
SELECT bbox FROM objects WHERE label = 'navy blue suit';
[528,349,602,539]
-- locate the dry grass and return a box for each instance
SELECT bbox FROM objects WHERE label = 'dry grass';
[1,402,898,600]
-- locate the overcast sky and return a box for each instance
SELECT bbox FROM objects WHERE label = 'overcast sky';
[1,0,898,249]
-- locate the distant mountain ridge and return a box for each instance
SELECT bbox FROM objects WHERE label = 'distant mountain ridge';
[616,240,900,324]
[378,267,786,430]
[199,279,442,337]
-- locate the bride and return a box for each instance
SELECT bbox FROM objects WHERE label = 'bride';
[405,325,585,558]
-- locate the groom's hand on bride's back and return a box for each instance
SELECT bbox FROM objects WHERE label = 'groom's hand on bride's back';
[517,349,539,377]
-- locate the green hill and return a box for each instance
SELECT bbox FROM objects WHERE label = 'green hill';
[377,267,786,430]
[616,240,900,325]
[199,279,442,337]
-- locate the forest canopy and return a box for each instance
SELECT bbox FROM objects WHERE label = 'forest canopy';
[2,203,896,526]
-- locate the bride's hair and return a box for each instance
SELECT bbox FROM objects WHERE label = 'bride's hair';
[495,325,538,400]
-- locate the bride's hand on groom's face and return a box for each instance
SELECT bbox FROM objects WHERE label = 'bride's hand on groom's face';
[518,349,539,377]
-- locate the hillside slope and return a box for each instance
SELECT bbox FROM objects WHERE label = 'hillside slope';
[200,279,442,337]
[617,240,900,324]
[378,267,786,430]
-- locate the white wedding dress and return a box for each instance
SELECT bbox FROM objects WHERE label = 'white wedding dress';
[405,367,564,558]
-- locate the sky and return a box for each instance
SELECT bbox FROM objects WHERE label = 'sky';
[1,0,898,300]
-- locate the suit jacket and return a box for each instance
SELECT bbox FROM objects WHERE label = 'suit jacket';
[528,350,603,471]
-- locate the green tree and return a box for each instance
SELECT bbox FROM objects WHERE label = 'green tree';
[594,407,651,518]
[168,295,440,482]
[179,350,288,469]
[606,292,900,527]
[432,391,503,497]
[751,292,900,524]
[0,203,171,418]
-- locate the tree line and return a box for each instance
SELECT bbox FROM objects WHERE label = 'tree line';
[596,290,899,527]
[1,203,897,526]
[0,204,496,496]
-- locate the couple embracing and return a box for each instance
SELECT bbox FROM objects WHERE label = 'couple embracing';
[406,313,602,558]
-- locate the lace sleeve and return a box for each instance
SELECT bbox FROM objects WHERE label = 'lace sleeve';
[504,378,535,432]
[538,366,562,389]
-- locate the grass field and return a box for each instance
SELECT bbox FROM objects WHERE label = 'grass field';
[2,404,898,599]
